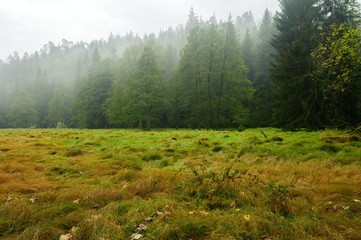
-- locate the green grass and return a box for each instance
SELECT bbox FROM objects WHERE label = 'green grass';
[0,128,360,239]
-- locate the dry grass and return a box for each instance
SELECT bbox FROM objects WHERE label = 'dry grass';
[0,128,360,239]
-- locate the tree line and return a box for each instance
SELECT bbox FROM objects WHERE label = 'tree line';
[0,1,360,130]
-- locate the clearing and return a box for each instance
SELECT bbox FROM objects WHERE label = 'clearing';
[0,128,360,239]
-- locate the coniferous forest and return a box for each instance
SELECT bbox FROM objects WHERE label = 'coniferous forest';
[1,0,361,130]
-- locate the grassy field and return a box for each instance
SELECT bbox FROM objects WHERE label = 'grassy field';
[0,128,360,240]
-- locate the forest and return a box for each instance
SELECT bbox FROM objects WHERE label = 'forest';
[0,0,360,130]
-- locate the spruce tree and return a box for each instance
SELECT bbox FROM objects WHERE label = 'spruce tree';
[271,0,321,129]
[120,44,165,129]
[6,90,39,128]
[250,9,276,127]
[72,59,115,128]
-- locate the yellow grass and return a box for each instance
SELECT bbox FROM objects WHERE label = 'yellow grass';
[0,128,360,239]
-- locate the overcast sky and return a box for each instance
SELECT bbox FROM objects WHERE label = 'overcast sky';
[0,0,280,60]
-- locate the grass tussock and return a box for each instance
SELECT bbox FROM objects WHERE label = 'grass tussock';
[0,128,360,239]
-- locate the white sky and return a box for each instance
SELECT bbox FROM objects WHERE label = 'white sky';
[0,0,280,60]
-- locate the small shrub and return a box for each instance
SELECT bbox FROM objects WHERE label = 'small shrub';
[267,183,290,216]
[179,161,252,209]
[237,125,246,132]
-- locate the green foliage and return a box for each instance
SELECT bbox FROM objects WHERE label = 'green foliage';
[46,87,72,128]
[1,5,360,130]
[107,44,144,127]
[250,9,276,127]
[6,90,39,128]
[266,183,290,215]
[271,0,321,129]
[180,160,251,209]
[72,59,115,128]
[271,0,361,129]
[177,14,253,129]
[311,25,361,124]
[0,108,7,128]
[108,44,166,129]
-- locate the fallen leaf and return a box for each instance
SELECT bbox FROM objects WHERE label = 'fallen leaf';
[70,226,79,235]
[73,199,80,204]
[353,199,360,203]
[130,233,143,240]
[137,224,148,231]
[59,233,72,240]
[200,211,209,216]
[258,235,271,240]
[144,217,153,223]
[342,206,350,210]
[156,211,164,216]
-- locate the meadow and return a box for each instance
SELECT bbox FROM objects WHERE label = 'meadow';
[0,128,360,240]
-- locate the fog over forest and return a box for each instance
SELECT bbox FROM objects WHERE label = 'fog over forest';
[0,0,280,60]
[0,0,360,130]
